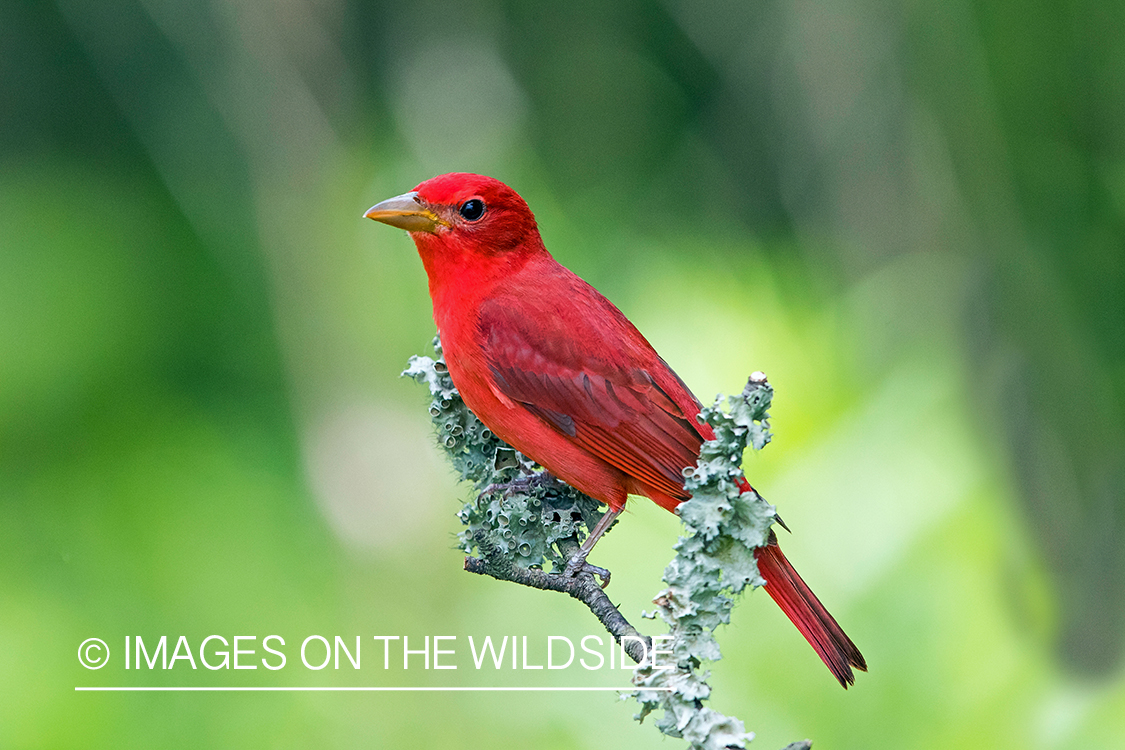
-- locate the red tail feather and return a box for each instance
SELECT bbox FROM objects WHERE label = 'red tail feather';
[754,530,867,688]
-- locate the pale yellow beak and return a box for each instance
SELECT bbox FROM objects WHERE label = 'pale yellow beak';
[363,191,445,233]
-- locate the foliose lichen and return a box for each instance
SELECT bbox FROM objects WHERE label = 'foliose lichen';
[402,337,607,571]
[631,377,780,750]
[405,339,786,749]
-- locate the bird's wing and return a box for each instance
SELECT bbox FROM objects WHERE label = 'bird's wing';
[478,293,704,501]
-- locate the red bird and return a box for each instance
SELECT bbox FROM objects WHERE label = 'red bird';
[365,173,866,687]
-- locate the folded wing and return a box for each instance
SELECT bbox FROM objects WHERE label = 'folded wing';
[479,293,705,503]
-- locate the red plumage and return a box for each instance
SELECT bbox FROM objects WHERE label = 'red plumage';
[366,172,866,687]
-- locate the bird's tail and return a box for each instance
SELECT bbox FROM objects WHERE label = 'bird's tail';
[754,530,867,688]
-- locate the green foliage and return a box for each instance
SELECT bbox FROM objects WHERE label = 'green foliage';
[403,338,607,570]
[6,0,1125,747]
[632,378,780,750]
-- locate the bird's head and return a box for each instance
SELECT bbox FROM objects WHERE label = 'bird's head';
[364,173,541,260]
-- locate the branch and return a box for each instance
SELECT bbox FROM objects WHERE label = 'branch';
[405,338,808,750]
[464,528,652,664]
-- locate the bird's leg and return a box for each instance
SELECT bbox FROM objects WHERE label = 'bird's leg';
[563,507,622,588]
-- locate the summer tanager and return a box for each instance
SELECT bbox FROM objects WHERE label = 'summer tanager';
[365,173,866,687]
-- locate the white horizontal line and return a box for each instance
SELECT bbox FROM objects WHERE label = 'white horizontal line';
[74,686,663,692]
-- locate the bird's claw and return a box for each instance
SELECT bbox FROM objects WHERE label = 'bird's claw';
[482,472,560,499]
[563,558,612,589]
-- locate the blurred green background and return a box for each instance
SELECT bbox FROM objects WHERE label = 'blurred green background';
[2,0,1124,748]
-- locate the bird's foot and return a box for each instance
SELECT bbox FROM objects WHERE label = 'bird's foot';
[563,555,612,589]
[482,472,560,499]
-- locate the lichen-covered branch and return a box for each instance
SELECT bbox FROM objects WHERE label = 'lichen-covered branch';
[631,376,780,750]
[403,338,650,662]
[404,339,806,750]
[464,528,652,664]
[402,339,608,570]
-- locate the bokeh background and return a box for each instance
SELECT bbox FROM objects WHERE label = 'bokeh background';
[2,0,1124,748]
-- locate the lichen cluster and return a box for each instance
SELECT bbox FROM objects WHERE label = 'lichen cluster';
[632,378,779,750]
[402,338,606,571]
[405,340,786,749]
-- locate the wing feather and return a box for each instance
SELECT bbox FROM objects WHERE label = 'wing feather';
[479,295,704,501]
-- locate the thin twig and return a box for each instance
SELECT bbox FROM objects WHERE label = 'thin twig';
[464,529,652,665]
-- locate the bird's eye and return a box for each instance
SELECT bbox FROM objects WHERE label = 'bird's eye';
[459,199,485,222]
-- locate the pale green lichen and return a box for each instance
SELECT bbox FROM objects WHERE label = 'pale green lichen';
[631,378,779,750]
[402,338,606,571]
[405,339,797,749]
